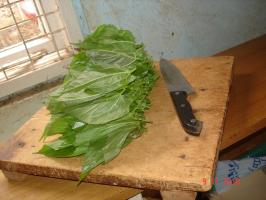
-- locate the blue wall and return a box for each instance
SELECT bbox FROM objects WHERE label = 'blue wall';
[79,0,266,60]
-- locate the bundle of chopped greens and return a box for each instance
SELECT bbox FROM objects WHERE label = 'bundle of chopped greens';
[38,24,157,182]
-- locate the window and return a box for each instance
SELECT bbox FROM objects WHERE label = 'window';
[0,0,83,98]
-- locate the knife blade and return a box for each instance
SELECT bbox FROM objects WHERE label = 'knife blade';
[160,58,203,136]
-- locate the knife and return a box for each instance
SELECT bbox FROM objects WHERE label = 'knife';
[160,58,203,136]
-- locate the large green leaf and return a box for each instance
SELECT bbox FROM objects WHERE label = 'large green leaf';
[67,93,130,124]
[41,114,76,140]
[38,145,88,158]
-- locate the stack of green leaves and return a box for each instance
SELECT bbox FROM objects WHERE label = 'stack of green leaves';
[38,24,157,182]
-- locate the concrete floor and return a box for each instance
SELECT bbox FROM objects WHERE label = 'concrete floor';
[0,89,53,143]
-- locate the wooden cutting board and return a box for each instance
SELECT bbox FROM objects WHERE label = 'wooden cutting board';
[0,56,233,192]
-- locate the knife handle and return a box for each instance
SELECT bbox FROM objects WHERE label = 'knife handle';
[170,91,202,136]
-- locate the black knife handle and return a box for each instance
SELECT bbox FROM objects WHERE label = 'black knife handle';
[170,91,202,136]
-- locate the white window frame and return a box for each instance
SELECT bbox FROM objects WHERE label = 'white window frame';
[0,0,84,99]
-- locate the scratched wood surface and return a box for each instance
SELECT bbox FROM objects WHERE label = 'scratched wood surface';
[0,56,233,192]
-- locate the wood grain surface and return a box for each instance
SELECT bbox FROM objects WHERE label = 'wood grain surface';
[217,35,266,150]
[0,56,233,192]
[0,171,141,200]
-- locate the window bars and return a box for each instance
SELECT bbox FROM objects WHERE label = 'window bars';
[0,0,73,82]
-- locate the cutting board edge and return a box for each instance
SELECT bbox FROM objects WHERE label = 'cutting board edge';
[0,160,212,191]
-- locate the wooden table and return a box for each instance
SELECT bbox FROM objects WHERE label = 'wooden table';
[217,35,266,151]
[0,171,141,200]
[0,57,233,200]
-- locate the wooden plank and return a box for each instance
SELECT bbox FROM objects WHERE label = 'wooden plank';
[216,35,266,150]
[219,128,266,160]
[0,56,233,192]
[0,171,141,200]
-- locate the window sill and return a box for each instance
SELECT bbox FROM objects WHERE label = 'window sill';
[0,37,50,60]
[0,49,72,99]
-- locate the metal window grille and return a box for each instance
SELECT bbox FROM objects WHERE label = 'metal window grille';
[0,0,73,82]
